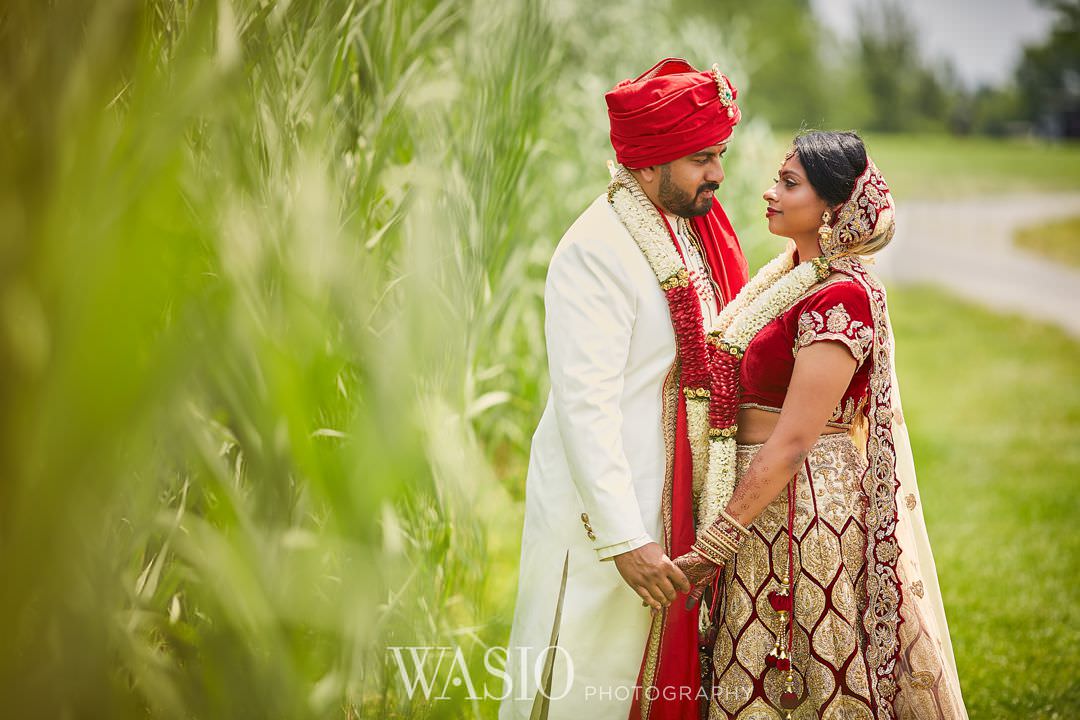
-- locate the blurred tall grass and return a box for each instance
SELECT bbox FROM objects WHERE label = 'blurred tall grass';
[0,1,764,717]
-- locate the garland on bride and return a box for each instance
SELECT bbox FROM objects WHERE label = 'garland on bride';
[607,165,830,532]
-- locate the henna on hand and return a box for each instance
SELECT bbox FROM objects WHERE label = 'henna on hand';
[672,549,716,586]
[672,549,722,610]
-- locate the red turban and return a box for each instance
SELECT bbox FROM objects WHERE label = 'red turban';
[606,57,741,169]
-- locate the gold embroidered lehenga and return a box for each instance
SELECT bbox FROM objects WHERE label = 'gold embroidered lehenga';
[714,431,965,719]
[698,169,968,719]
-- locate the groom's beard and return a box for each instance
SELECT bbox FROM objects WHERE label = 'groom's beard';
[659,167,719,218]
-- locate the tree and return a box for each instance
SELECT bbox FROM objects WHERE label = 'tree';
[855,0,921,131]
[674,0,828,129]
[1016,0,1080,136]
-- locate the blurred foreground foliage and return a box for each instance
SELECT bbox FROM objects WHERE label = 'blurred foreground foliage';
[0,0,768,717]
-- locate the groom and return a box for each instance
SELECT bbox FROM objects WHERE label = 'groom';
[500,58,749,719]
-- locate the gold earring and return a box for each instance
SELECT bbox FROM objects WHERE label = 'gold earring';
[818,210,833,244]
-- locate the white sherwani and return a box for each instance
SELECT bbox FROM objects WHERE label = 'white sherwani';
[500,195,717,719]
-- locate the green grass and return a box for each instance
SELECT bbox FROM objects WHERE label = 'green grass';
[760,131,1080,201]
[889,285,1080,718]
[1015,215,1080,268]
[864,133,1080,200]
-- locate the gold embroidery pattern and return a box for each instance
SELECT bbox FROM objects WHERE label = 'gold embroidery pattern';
[788,276,853,308]
[710,434,875,718]
[825,160,895,257]
[739,402,782,415]
[661,358,680,552]
[824,695,875,720]
[892,572,964,720]
[636,358,682,720]
[831,397,855,425]
[833,257,902,719]
[730,697,781,719]
[740,401,859,431]
[794,302,873,364]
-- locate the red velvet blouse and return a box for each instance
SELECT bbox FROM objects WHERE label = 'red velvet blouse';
[739,275,875,429]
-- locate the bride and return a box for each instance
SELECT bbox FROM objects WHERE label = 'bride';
[655,130,967,719]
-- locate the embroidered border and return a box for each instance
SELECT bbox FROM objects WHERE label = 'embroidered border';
[826,160,895,256]
[793,302,873,364]
[738,401,782,414]
[637,357,682,720]
[738,402,855,430]
[832,256,903,720]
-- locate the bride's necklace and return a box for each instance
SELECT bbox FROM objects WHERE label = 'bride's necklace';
[607,166,830,529]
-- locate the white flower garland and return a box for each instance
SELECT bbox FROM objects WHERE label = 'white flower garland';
[606,172,685,288]
[686,396,710,503]
[720,260,826,352]
[697,252,828,529]
[608,166,829,535]
[712,249,794,337]
[699,435,738,531]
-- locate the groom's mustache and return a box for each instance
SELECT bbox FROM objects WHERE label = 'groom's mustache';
[697,183,719,194]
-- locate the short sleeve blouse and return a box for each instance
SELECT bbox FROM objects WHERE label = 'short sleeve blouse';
[739,277,874,428]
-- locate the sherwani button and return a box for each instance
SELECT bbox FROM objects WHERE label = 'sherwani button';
[587,531,597,541]
[581,512,590,523]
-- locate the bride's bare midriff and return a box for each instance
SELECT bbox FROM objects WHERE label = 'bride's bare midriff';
[736,407,847,445]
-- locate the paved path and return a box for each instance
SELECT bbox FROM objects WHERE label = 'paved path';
[874,193,1080,339]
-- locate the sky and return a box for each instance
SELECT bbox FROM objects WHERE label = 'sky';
[810,0,1058,88]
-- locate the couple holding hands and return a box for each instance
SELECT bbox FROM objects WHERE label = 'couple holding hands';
[502,58,967,720]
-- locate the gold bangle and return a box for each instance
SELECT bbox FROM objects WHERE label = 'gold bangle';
[720,509,750,535]
[692,511,750,566]
[692,532,737,566]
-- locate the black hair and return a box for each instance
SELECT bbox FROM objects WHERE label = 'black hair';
[792,131,867,208]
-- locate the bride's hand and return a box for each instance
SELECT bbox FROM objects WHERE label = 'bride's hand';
[672,549,721,610]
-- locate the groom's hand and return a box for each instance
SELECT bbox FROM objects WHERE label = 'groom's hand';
[613,542,690,611]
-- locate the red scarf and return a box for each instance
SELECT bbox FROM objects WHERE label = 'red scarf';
[628,201,747,720]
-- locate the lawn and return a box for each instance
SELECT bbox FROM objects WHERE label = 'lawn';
[888,284,1080,718]
[1015,215,1080,268]
[863,133,1080,200]
[758,132,1080,201]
